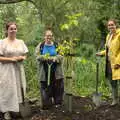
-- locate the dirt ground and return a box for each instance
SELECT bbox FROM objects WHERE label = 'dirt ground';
[28,95,120,120]
[1,95,120,120]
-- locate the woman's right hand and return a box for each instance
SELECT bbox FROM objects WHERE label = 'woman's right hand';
[10,57,17,62]
[96,52,102,56]
[12,56,26,62]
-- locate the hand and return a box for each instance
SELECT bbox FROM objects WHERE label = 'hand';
[52,57,57,62]
[13,56,26,62]
[47,57,54,63]
[11,57,17,62]
[46,57,57,63]
[96,52,102,56]
[114,64,120,69]
[19,56,26,60]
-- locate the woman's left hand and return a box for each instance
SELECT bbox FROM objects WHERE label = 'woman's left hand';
[13,56,26,62]
[52,57,57,62]
[47,57,57,63]
[114,64,120,69]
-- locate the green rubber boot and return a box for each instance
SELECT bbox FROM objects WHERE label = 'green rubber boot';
[111,87,118,106]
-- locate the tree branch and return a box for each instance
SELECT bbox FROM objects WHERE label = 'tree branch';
[0,0,34,4]
[0,0,43,22]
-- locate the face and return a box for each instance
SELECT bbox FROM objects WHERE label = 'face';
[107,21,116,33]
[44,30,53,43]
[7,24,17,37]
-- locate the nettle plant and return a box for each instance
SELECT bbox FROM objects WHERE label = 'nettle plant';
[57,13,81,56]
[43,53,50,59]
[56,39,77,56]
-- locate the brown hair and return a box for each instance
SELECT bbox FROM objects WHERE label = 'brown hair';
[108,19,117,25]
[46,26,52,31]
[5,22,17,37]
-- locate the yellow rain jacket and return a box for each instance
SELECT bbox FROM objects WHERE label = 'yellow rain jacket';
[100,28,120,80]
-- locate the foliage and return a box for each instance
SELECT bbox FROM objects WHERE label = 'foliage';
[24,45,40,98]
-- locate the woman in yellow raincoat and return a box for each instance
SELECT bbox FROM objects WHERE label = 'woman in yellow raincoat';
[96,19,120,105]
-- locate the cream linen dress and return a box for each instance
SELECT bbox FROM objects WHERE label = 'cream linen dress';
[0,39,28,112]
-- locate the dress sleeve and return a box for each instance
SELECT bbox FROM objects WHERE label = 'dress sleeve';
[0,40,3,56]
[21,40,28,54]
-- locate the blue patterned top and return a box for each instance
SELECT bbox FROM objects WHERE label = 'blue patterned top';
[42,44,57,56]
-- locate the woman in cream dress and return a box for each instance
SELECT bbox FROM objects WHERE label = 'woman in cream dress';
[0,22,28,119]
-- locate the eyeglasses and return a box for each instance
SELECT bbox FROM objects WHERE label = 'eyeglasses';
[9,28,17,30]
[108,24,115,26]
[45,35,53,37]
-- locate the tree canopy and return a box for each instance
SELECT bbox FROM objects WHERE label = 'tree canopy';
[0,0,120,47]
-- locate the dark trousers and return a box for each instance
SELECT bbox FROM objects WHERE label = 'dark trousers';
[40,78,64,107]
[40,62,64,107]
